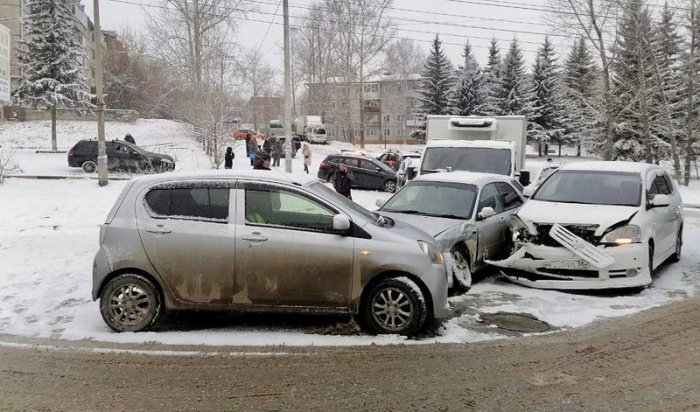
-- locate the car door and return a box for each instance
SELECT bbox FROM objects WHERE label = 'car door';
[359,159,385,189]
[645,171,677,259]
[136,182,237,305]
[474,183,506,264]
[105,142,121,170]
[342,158,362,187]
[234,182,354,308]
[493,181,525,259]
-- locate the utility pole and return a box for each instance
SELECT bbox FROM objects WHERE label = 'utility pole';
[93,0,107,186]
[283,0,292,172]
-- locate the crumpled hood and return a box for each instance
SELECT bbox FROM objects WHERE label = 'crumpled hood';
[380,211,464,238]
[518,200,638,235]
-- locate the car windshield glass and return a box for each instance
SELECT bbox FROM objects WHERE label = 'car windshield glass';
[314,128,326,134]
[533,170,641,206]
[121,141,146,154]
[421,147,511,175]
[381,181,477,219]
[306,181,377,221]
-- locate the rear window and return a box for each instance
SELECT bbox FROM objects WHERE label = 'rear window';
[145,187,229,222]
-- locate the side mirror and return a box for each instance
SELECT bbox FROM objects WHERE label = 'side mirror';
[522,186,535,198]
[446,166,453,173]
[650,194,670,208]
[406,167,416,180]
[478,207,496,220]
[332,214,351,231]
[375,199,386,208]
[519,170,531,186]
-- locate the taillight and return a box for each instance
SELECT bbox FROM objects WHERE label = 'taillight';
[320,161,329,169]
[68,150,74,157]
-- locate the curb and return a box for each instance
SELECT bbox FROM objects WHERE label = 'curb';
[35,150,67,154]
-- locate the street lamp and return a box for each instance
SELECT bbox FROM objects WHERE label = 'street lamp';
[93,0,107,186]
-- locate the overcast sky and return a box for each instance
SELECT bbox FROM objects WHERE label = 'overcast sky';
[83,0,688,70]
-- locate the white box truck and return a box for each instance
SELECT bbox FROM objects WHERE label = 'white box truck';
[417,115,530,186]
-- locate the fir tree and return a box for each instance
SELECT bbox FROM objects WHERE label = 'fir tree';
[451,41,487,116]
[419,35,454,115]
[481,38,502,115]
[12,0,90,151]
[529,36,566,154]
[496,38,531,116]
[562,37,598,156]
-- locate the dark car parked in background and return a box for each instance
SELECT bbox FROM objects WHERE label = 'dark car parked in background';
[68,139,175,173]
[318,154,398,192]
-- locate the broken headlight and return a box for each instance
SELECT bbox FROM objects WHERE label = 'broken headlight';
[601,225,641,246]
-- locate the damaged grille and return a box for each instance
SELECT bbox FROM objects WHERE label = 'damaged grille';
[534,224,600,247]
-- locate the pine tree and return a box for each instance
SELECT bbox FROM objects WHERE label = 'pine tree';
[612,1,657,162]
[496,38,531,116]
[481,39,502,115]
[529,36,566,155]
[562,37,599,156]
[419,35,454,115]
[12,0,90,151]
[451,41,487,116]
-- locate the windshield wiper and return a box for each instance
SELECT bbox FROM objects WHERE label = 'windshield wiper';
[423,213,465,219]
[383,209,424,215]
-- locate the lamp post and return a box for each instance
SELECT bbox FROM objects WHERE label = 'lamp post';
[93,0,107,186]
[283,0,292,172]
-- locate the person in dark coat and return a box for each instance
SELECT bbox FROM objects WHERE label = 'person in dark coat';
[333,162,354,199]
[253,151,271,170]
[224,146,234,169]
[271,137,282,167]
[124,133,135,144]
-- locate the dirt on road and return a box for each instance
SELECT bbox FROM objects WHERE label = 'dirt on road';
[1,297,699,411]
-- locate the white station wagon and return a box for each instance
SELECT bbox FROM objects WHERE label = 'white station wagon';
[489,161,683,290]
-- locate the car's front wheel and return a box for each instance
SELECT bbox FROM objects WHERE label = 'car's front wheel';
[361,277,428,336]
[81,160,97,173]
[99,274,162,332]
[383,180,397,193]
[670,228,682,263]
[451,247,472,292]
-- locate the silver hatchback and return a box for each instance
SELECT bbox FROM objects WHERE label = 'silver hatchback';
[92,170,449,335]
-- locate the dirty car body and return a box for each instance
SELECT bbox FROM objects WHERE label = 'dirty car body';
[92,170,449,335]
[378,172,525,291]
[488,161,683,290]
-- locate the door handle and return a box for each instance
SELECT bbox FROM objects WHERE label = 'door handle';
[146,225,171,235]
[242,231,268,242]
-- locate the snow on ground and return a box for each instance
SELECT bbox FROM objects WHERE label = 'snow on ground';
[1,120,700,347]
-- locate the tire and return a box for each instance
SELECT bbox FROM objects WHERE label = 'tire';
[99,274,162,332]
[361,277,428,336]
[670,228,682,263]
[383,180,397,193]
[450,246,472,293]
[648,245,655,277]
[81,160,97,173]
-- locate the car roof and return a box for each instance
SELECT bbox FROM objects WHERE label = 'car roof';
[128,169,315,189]
[559,161,663,174]
[413,171,512,185]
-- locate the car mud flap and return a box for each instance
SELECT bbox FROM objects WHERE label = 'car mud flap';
[548,224,614,269]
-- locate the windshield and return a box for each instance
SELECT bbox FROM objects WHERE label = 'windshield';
[421,147,512,175]
[121,141,146,154]
[313,128,326,134]
[533,170,641,206]
[381,181,477,219]
[307,181,377,221]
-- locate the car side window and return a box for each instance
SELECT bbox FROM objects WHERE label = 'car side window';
[144,186,229,222]
[647,174,671,202]
[343,158,359,168]
[663,173,675,194]
[478,183,503,214]
[495,182,523,210]
[359,159,374,170]
[245,187,336,232]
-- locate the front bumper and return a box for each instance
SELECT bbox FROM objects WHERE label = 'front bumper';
[488,242,651,290]
[420,263,450,319]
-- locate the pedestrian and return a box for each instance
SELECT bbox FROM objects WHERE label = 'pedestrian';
[247,134,257,166]
[253,151,271,170]
[224,146,234,169]
[272,137,282,167]
[333,161,354,200]
[124,133,135,144]
[302,143,311,174]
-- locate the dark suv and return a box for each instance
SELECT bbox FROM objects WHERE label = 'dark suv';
[68,139,175,173]
[318,154,397,192]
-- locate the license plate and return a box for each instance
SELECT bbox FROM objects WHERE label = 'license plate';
[542,260,589,270]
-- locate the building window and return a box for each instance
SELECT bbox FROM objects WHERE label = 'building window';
[367,129,375,137]
[384,114,390,122]
[363,83,379,94]
[385,128,390,136]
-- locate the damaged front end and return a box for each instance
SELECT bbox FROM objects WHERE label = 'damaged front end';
[487,216,650,290]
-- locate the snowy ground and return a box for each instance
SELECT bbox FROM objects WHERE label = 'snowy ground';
[1,120,699,347]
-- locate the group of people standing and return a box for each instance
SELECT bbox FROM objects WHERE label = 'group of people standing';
[223,133,312,174]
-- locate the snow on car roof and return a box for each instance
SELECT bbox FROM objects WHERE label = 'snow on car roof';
[560,161,662,174]
[129,169,305,187]
[425,140,514,149]
[414,171,511,185]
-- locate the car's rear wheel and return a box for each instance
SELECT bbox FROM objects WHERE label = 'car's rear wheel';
[451,247,472,293]
[670,228,682,263]
[99,274,162,332]
[81,160,97,173]
[361,277,428,336]
[383,180,397,193]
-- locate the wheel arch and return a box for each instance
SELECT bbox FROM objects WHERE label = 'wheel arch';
[358,270,434,319]
[98,268,167,308]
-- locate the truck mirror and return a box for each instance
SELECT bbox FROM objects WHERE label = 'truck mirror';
[519,170,531,186]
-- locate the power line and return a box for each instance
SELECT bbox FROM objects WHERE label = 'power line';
[255,0,282,55]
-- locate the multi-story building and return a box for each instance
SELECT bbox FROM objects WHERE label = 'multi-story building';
[0,0,28,93]
[306,73,424,145]
[244,96,285,132]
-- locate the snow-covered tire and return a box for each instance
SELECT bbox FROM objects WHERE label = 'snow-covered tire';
[670,228,682,263]
[383,180,397,193]
[81,161,97,173]
[360,277,428,336]
[99,274,162,332]
[450,246,472,293]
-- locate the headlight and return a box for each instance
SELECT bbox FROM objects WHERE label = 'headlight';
[510,215,529,231]
[160,158,173,164]
[418,241,444,264]
[601,225,641,245]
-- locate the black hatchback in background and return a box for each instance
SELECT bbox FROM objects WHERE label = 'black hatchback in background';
[68,139,175,173]
[318,154,398,192]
